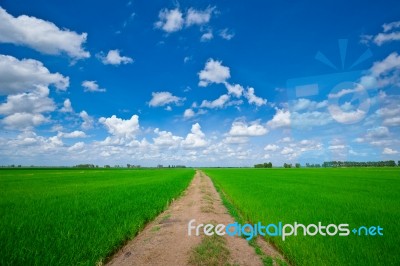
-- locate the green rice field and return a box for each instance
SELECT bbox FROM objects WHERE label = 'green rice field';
[0,168,194,265]
[204,168,400,266]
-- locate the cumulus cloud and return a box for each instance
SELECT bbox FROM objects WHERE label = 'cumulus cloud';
[186,7,214,26]
[360,52,400,89]
[376,104,400,126]
[154,8,184,33]
[82,80,106,93]
[0,86,55,115]
[382,147,398,155]
[58,131,86,138]
[365,126,390,139]
[198,59,230,86]
[153,128,183,147]
[183,108,195,119]
[2,113,48,130]
[223,136,249,144]
[264,144,279,151]
[267,108,291,129]
[68,142,85,152]
[225,83,244,98]
[60,99,73,113]
[219,28,235,40]
[98,49,133,65]
[291,98,327,112]
[363,21,400,46]
[79,110,94,130]
[200,30,213,42]
[244,87,267,106]
[228,120,268,137]
[99,115,140,140]
[291,111,333,128]
[0,7,89,59]
[200,94,230,109]
[0,54,69,95]
[155,7,214,33]
[182,123,208,148]
[149,91,185,107]
[0,85,55,130]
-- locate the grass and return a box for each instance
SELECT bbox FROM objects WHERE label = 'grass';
[189,229,231,266]
[204,168,400,266]
[0,168,194,265]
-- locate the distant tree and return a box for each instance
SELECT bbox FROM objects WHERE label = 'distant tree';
[127,164,131,168]
[295,163,301,168]
[398,160,400,167]
[104,165,111,168]
[283,163,292,168]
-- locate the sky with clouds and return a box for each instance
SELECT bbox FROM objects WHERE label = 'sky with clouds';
[0,0,399,167]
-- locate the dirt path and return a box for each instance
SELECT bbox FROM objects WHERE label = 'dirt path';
[106,171,282,266]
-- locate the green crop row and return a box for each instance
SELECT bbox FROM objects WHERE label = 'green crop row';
[204,168,400,266]
[0,168,194,265]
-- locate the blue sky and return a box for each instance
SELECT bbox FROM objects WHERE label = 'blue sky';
[0,0,399,166]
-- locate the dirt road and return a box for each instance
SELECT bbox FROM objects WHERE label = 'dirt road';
[106,171,284,266]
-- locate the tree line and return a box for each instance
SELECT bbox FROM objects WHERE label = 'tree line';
[254,160,399,168]
[322,160,398,167]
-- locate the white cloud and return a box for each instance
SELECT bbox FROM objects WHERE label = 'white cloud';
[60,99,73,113]
[383,21,400,32]
[225,83,244,98]
[365,126,390,139]
[149,91,185,107]
[0,7,89,59]
[0,85,55,130]
[200,30,213,42]
[2,112,47,130]
[99,115,140,140]
[153,128,183,147]
[281,147,294,155]
[291,111,333,127]
[198,59,230,86]
[267,108,291,129]
[264,144,279,151]
[328,145,346,150]
[359,52,400,90]
[382,147,398,155]
[228,121,268,137]
[79,110,94,130]
[219,28,235,40]
[223,136,249,144]
[373,21,400,45]
[374,32,400,45]
[155,7,214,33]
[0,86,54,115]
[0,54,69,95]
[291,98,327,111]
[182,123,208,149]
[58,131,86,138]
[200,94,230,109]
[99,49,133,65]
[68,142,85,151]
[185,7,214,26]
[244,87,267,106]
[155,8,184,33]
[82,80,106,93]
[183,108,195,119]
[327,104,366,124]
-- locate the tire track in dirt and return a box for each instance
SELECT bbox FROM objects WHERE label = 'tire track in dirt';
[106,170,284,266]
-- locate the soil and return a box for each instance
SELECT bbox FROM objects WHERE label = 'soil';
[106,170,285,266]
